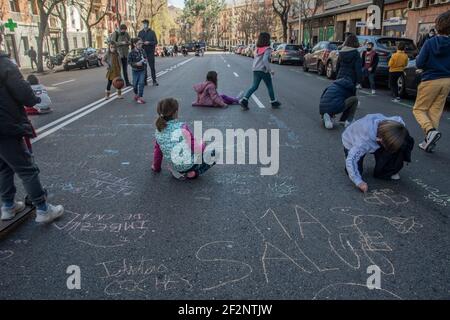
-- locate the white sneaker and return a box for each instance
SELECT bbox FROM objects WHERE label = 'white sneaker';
[392,98,401,103]
[35,204,64,223]
[168,167,186,180]
[371,90,376,95]
[418,141,427,151]
[323,113,333,129]
[423,130,441,152]
[1,201,25,221]
[391,173,401,180]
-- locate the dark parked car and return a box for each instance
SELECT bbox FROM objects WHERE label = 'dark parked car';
[398,59,450,103]
[270,43,304,65]
[303,41,341,75]
[325,36,418,81]
[63,48,101,71]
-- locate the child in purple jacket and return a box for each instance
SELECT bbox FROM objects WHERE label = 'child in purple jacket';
[192,71,238,108]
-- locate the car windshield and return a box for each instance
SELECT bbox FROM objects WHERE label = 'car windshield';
[328,43,339,50]
[376,38,417,51]
[68,49,85,57]
[285,45,300,50]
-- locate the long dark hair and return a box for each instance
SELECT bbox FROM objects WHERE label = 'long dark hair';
[27,74,39,85]
[206,71,218,88]
[155,98,179,132]
[343,34,360,48]
[256,32,271,48]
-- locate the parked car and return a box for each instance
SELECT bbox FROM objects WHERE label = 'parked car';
[271,42,281,51]
[239,45,248,55]
[270,43,304,65]
[325,36,418,81]
[96,48,107,66]
[63,48,101,71]
[398,59,450,103]
[303,41,341,75]
[234,45,244,54]
[245,44,255,57]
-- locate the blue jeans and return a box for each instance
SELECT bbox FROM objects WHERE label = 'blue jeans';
[244,71,276,102]
[363,69,376,90]
[132,69,145,97]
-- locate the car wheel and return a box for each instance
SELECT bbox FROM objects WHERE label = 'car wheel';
[303,63,309,72]
[64,65,69,71]
[278,57,283,65]
[97,59,101,67]
[326,61,335,79]
[318,61,325,76]
[397,74,407,98]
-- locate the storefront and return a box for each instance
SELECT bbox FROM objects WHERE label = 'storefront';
[406,2,450,43]
[382,1,408,37]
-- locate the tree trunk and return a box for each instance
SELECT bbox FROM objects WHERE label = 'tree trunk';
[282,19,288,43]
[87,28,93,47]
[62,24,69,52]
[37,12,49,73]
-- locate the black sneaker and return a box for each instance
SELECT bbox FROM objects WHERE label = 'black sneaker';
[271,101,281,108]
[240,98,249,110]
[125,82,132,87]
[153,81,159,86]
[144,82,148,86]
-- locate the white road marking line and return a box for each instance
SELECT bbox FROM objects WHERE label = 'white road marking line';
[34,58,194,142]
[52,79,75,86]
[252,95,265,108]
[233,72,239,77]
[315,76,327,81]
[304,72,312,76]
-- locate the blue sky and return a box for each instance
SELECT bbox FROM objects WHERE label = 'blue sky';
[169,0,185,8]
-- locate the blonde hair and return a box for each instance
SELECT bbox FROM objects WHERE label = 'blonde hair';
[377,120,408,153]
[155,98,179,132]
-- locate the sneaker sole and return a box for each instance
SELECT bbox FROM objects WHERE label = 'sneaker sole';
[425,132,442,153]
[35,209,64,223]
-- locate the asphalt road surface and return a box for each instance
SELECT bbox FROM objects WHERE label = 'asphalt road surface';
[1,52,449,299]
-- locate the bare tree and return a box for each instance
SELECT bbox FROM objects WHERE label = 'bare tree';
[35,0,66,72]
[51,1,70,53]
[272,0,291,43]
[131,0,145,35]
[74,0,111,47]
[236,0,254,45]
[253,1,275,34]
[298,0,320,45]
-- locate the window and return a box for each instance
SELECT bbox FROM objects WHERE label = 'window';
[73,37,78,49]
[28,0,38,15]
[81,37,86,48]
[9,0,20,12]
[22,37,30,55]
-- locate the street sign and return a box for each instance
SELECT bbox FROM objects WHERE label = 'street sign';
[356,21,367,28]
[4,19,18,32]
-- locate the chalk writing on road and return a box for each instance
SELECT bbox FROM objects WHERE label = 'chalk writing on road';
[411,178,450,207]
[313,282,402,300]
[96,257,193,297]
[363,189,409,207]
[53,210,150,248]
[0,250,14,261]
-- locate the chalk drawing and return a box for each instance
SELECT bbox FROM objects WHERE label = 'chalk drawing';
[0,250,14,261]
[195,241,253,291]
[268,181,297,198]
[411,178,450,207]
[313,282,402,300]
[363,189,409,207]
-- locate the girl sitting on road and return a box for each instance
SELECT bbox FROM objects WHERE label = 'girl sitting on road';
[25,74,52,115]
[240,32,281,110]
[342,114,414,193]
[152,98,216,180]
[192,71,239,108]
[102,41,123,100]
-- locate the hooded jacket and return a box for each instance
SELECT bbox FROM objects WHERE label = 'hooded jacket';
[0,52,40,138]
[252,46,272,73]
[336,46,362,85]
[192,81,227,107]
[416,35,450,81]
[319,78,356,115]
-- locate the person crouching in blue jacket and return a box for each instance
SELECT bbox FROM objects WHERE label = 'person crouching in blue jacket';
[319,77,359,129]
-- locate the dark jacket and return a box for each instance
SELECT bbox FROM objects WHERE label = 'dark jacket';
[27,49,37,59]
[416,35,450,82]
[138,28,158,53]
[319,77,356,115]
[362,50,379,73]
[127,48,147,71]
[0,53,40,138]
[336,47,362,85]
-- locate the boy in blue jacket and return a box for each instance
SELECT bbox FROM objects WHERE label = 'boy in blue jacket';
[320,78,359,129]
[412,10,450,153]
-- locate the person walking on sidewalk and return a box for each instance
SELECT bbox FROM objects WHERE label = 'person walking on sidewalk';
[128,38,147,104]
[239,32,281,110]
[0,35,64,223]
[102,41,123,100]
[388,42,408,102]
[138,19,159,86]
[111,24,132,87]
[412,10,450,153]
[27,46,38,71]
[362,42,379,94]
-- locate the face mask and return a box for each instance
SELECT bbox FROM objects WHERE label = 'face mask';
[120,31,125,35]
[143,24,149,29]
[367,47,372,51]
